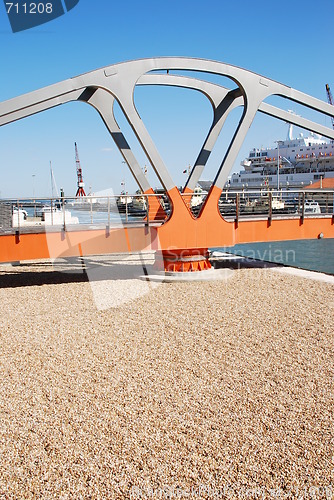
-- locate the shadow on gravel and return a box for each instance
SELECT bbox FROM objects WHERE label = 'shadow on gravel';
[211,256,281,270]
[0,256,155,289]
[0,255,281,289]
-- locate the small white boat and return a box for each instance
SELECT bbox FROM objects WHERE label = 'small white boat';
[41,206,79,225]
[304,201,321,214]
[190,186,207,208]
[272,198,285,210]
[13,206,28,218]
[12,206,28,225]
[12,205,79,228]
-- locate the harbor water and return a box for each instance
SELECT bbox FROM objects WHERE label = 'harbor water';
[216,239,334,275]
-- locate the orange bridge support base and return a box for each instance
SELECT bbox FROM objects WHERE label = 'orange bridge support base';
[155,249,212,273]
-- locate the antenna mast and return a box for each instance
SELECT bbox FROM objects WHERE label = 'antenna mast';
[50,161,59,198]
[75,142,86,197]
[325,84,334,129]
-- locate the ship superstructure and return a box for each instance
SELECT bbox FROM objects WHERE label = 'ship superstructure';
[228,125,334,190]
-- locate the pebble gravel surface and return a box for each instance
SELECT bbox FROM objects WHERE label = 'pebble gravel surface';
[0,259,333,499]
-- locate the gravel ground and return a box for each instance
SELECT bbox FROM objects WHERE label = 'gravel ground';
[0,259,333,499]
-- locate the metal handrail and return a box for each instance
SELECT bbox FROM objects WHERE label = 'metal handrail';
[2,193,168,233]
[2,189,333,235]
[180,188,334,221]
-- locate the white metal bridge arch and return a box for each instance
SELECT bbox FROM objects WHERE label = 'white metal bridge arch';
[1,57,334,204]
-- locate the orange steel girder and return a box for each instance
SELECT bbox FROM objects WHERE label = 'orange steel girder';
[0,190,332,264]
[157,186,334,251]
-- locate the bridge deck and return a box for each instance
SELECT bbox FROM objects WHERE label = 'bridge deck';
[1,191,333,264]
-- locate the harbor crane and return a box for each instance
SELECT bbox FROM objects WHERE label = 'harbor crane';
[325,84,334,129]
[74,142,86,197]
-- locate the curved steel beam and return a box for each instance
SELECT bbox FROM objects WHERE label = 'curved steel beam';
[1,57,334,197]
[77,88,152,193]
[0,84,152,193]
[91,57,334,190]
[138,74,244,191]
[0,72,245,193]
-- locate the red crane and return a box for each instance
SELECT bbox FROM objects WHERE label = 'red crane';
[325,84,334,129]
[74,142,86,197]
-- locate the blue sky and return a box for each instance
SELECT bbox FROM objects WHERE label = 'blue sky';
[0,0,333,198]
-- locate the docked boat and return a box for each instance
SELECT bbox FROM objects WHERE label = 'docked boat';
[116,193,133,214]
[40,206,79,225]
[189,186,208,215]
[12,206,28,221]
[303,200,322,214]
[228,125,334,190]
[12,204,79,228]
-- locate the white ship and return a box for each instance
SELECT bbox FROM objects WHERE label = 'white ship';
[228,125,334,190]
